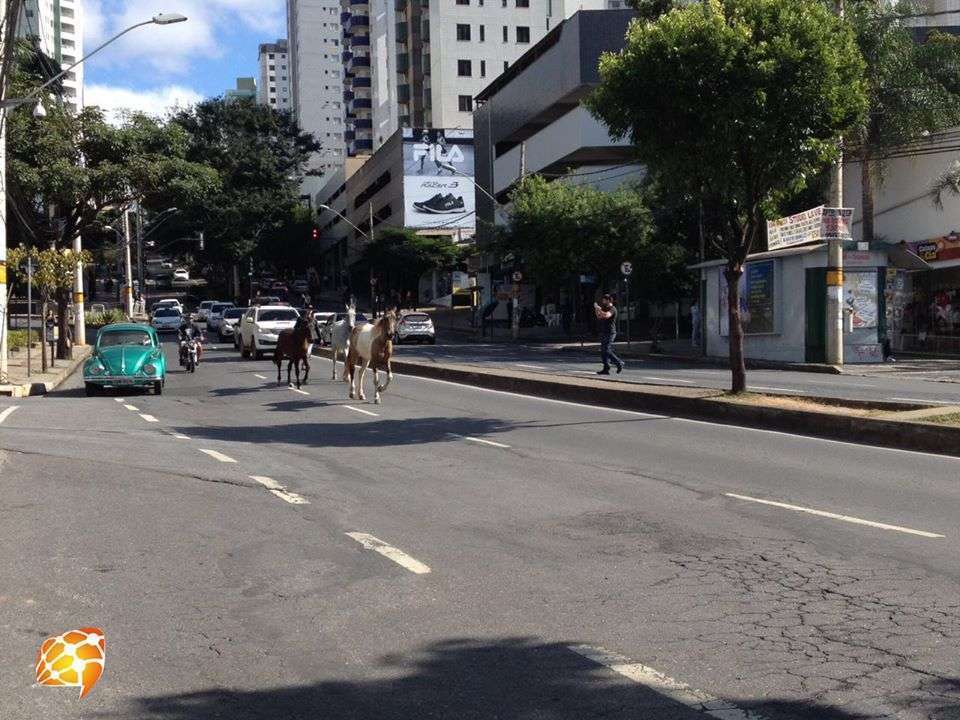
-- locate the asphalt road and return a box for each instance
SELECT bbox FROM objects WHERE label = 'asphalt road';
[2,336,960,719]
[395,341,960,406]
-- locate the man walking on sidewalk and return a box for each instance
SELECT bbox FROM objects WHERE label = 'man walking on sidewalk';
[594,294,623,375]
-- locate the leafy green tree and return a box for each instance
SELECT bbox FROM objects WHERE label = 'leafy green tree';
[360,228,461,300]
[848,1,960,243]
[587,0,867,391]
[171,98,322,294]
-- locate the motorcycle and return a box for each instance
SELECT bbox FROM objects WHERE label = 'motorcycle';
[179,334,203,373]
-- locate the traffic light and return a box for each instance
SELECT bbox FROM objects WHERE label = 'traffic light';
[311,227,319,241]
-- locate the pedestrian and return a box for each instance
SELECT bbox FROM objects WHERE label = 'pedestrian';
[690,301,701,348]
[594,293,623,375]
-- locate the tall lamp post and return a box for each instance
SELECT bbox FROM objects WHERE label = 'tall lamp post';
[0,11,188,381]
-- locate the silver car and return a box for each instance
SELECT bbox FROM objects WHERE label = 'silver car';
[219,307,247,345]
[150,307,183,333]
[395,312,436,344]
[207,302,235,332]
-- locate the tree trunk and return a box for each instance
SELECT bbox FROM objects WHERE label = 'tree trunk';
[56,288,71,360]
[725,264,746,393]
[861,155,875,244]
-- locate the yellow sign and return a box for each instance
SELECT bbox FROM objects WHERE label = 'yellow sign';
[0,261,6,285]
[73,292,84,303]
[826,269,843,286]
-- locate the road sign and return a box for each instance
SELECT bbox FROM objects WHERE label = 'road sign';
[512,271,523,283]
[621,261,633,276]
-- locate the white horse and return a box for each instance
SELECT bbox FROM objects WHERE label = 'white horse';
[328,305,356,382]
[346,311,397,404]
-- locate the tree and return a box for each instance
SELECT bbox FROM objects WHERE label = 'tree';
[848,1,960,243]
[587,0,867,391]
[171,98,322,295]
[360,228,461,299]
[5,44,219,355]
[930,161,960,210]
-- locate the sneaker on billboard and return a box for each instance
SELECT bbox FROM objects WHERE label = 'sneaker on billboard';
[415,194,466,214]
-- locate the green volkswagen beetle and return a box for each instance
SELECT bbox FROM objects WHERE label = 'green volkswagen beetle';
[83,323,166,396]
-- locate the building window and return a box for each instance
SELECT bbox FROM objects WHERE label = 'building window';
[269,54,274,59]
[457,59,472,76]
[479,25,485,41]
[282,64,287,69]
[516,0,529,6]
[516,26,530,42]
[480,59,486,77]
[456,23,470,41]
[456,0,470,4]
[504,60,509,71]
[269,75,276,81]
[270,98,276,104]
[269,64,275,70]
[502,25,508,42]
[458,95,473,112]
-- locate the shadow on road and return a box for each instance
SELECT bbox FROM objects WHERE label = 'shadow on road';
[92,637,899,720]
[173,416,517,448]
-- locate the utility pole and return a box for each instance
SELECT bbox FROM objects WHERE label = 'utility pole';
[135,202,145,312]
[0,0,8,384]
[122,209,135,318]
[368,202,376,316]
[26,254,32,377]
[825,0,845,367]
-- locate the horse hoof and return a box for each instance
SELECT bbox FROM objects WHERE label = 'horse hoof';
[374,397,381,405]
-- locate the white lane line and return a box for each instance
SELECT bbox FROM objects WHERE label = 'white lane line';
[748,385,805,394]
[0,406,20,425]
[343,404,379,417]
[889,397,957,405]
[516,363,547,370]
[139,414,159,423]
[253,374,268,380]
[249,476,310,505]
[197,448,237,464]
[724,492,944,539]
[173,434,191,440]
[569,645,762,720]
[345,532,431,574]
[643,376,695,384]
[570,370,599,374]
[114,398,125,403]
[123,404,140,412]
[447,432,511,449]
[289,387,311,395]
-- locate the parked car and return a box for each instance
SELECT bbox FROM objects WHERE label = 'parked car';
[238,305,301,359]
[173,268,190,282]
[83,323,166,396]
[207,302,235,332]
[319,311,369,345]
[271,280,288,293]
[151,307,183,333]
[153,298,183,313]
[313,312,335,344]
[292,279,310,293]
[196,300,217,322]
[395,312,436,344]
[252,295,283,306]
[219,307,248,345]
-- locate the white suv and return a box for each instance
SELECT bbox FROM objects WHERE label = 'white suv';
[238,305,300,359]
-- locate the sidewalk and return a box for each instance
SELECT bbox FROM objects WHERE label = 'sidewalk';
[0,343,91,397]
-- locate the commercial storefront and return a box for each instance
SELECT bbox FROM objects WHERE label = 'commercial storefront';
[903,232,960,354]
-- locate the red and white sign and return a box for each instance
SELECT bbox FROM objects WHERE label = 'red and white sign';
[766,206,853,251]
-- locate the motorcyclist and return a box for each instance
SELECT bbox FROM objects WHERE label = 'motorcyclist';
[178,316,204,365]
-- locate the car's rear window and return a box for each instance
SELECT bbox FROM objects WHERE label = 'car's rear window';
[212,303,233,313]
[99,331,153,347]
[154,309,181,317]
[223,308,246,319]
[258,309,299,322]
[403,314,430,322]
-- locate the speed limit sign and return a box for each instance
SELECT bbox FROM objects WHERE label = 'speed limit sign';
[621,261,633,276]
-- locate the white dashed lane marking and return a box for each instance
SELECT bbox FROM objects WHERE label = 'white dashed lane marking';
[249,476,309,505]
[516,363,547,370]
[447,432,510,449]
[198,448,237,464]
[123,404,140,412]
[0,406,20,424]
[114,398,125,403]
[254,374,268,380]
[889,397,956,405]
[569,645,765,720]
[346,532,431,574]
[344,405,379,417]
[139,414,159,423]
[725,492,944,539]
[643,377,695,384]
[289,387,310,396]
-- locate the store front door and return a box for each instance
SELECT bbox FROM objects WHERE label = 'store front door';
[805,268,827,363]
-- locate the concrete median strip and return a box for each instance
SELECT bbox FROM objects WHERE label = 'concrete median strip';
[569,645,763,720]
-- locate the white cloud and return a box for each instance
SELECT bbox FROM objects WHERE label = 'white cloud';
[85,84,204,123]
[83,0,285,77]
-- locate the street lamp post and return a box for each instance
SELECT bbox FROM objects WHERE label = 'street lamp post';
[0,11,188,381]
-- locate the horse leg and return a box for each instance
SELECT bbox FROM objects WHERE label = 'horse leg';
[275,350,282,384]
[302,355,310,385]
[357,360,368,401]
[342,343,352,383]
[293,357,301,389]
[331,347,338,380]
[347,352,356,399]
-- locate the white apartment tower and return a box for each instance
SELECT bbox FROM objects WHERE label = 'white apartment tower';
[287,0,347,195]
[340,0,609,156]
[257,39,292,111]
[18,0,84,113]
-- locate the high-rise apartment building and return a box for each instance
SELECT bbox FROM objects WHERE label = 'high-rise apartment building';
[18,0,84,113]
[225,77,257,103]
[287,0,347,196]
[257,39,292,110]
[340,0,610,156]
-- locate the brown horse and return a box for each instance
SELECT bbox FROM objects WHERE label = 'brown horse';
[345,310,397,404]
[274,314,317,389]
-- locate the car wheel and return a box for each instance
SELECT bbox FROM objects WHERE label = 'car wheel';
[154,381,163,395]
[85,382,99,397]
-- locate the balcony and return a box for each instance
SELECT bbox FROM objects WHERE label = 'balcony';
[422,53,431,74]
[355,118,373,129]
[351,138,374,154]
[342,50,353,62]
[396,52,410,73]
[345,129,356,140]
[345,14,369,33]
[347,54,371,72]
[352,34,370,46]
[341,11,351,21]
[353,76,372,88]
[350,0,368,5]
[396,21,408,38]
[349,97,372,112]
[343,89,355,102]
[397,84,410,103]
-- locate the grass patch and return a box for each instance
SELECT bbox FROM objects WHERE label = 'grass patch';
[7,329,40,351]
[920,412,960,426]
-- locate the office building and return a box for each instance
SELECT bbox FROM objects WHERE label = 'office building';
[257,39,291,110]
[18,0,84,112]
[225,77,257,102]
[287,0,347,195]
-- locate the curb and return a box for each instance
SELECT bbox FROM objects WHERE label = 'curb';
[0,346,91,397]
[313,347,960,458]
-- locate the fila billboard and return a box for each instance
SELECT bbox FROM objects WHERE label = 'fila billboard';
[402,128,476,231]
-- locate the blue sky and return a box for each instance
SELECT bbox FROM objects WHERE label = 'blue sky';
[83,0,286,118]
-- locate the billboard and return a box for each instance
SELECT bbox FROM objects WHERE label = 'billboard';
[719,260,777,336]
[402,128,476,230]
[766,206,853,251]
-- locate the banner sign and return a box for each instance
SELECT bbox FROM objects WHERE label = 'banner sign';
[719,259,776,336]
[766,206,853,251]
[844,271,878,329]
[910,232,960,263]
[402,128,476,231]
